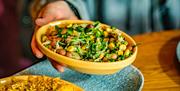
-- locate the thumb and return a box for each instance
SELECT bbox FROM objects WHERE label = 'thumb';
[48,58,65,72]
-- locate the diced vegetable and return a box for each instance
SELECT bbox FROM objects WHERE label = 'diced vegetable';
[41,22,134,62]
[67,46,76,52]
[103,31,108,37]
[109,42,115,49]
[117,50,123,56]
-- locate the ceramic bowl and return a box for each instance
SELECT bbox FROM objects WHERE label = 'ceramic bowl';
[36,20,138,75]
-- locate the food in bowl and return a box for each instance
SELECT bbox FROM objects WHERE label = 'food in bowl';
[41,21,135,62]
[0,75,83,91]
[36,20,137,74]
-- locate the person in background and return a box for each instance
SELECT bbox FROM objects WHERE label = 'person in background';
[0,0,32,78]
[31,0,180,72]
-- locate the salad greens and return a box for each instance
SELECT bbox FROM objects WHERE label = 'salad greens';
[41,22,135,62]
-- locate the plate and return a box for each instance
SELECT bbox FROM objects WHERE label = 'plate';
[16,60,144,91]
[177,42,180,62]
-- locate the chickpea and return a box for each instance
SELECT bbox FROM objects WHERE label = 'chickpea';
[109,42,115,49]
[87,24,94,28]
[66,52,72,58]
[56,49,66,56]
[61,29,67,34]
[119,44,126,51]
[111,54,118,59]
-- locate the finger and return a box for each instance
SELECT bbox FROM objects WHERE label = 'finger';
[48,58,65,72]
[35,15,55,26]
[31,34,43,58]
[38,7,46,18]
[31,7,45,58]
[35,6,53,26]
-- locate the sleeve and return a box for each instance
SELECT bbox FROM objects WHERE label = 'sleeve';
[65,0,90,20]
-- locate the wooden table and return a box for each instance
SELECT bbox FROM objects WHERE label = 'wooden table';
[132,30,180,91]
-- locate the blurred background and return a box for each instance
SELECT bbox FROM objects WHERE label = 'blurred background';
[0,0,179,78]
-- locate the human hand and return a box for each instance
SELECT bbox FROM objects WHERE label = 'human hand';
[35,0,78,26]
[31,1,78,72]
